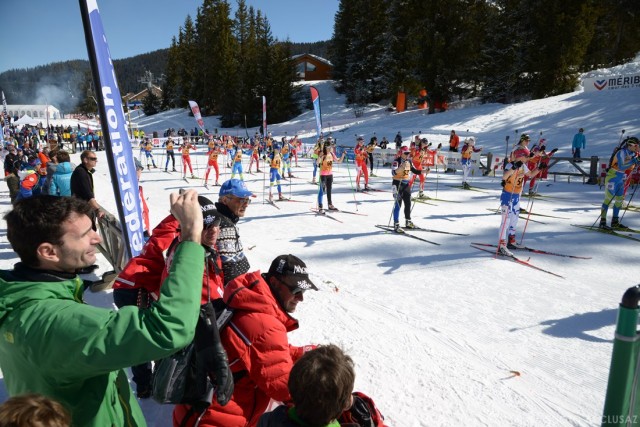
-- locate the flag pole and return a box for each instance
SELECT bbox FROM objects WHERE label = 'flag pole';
[78,0,144,259]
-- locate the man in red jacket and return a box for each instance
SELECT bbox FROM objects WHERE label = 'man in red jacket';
[173,254,318,427]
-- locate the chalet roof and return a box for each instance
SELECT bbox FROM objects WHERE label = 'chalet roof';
[291,53,333,67]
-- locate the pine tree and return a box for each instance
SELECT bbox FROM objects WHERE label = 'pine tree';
[161,37,180,109]
[176,15,198,107]
[142,90,160,116]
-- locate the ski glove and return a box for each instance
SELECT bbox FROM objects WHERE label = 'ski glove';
[540,145,546,151]
[550,148,558,154]
[392,186,398,197]
[501,180,506,187]
[512,161,523,169]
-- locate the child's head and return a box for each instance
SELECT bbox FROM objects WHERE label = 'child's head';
[289,344,355,425]
[0,394,71,427]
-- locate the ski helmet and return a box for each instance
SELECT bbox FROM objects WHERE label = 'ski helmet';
[624,136,639,146]
[519,134,531,143]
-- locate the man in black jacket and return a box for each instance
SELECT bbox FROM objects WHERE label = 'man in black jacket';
[70,150,104,219]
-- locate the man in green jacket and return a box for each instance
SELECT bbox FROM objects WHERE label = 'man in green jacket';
[0,190,206,426]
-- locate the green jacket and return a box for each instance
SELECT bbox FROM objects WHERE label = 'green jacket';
[0,242,205,427]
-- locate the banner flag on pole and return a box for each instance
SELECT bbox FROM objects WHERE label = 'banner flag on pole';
[79,0,144,259]
[262,96,267,137]
[188,100,206,135]
[310,86,322,138]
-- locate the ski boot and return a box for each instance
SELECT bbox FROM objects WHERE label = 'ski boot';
[164,168,168,172]
[612,217,630,230]
[318,204,325,214]
[190,174,197,179]
[507,235,523,250]
[328,204,338,211]
[393,222,404,233]
[405,219,416,229]
[497,240,513,257]
[172,168,177,172]
[278,193,286,201]
[364,185,372,191]
[418,191,425,199]
[462,182,471,189]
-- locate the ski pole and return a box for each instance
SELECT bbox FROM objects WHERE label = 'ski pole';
[617,129,626,146]
[387,181,405,227]
[343,150,359,211]
[620,174,638,223]
[519,185,537,245]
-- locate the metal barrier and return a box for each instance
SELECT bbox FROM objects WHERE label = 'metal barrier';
[481,153,600,184]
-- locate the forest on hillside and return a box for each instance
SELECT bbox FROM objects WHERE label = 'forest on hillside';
[330,0,640,110]
[1,0,638,124]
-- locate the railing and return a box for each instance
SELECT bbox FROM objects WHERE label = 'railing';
[483,153,600,185]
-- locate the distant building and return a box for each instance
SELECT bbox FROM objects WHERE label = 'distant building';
[122,84,163,109]
[6,104,61,121]
[292,54,333,81]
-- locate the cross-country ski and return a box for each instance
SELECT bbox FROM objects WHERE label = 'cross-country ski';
[470,244,564,278]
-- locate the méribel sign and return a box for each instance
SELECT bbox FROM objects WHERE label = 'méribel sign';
[583,73,640,92]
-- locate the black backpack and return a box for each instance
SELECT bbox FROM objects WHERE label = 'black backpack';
[152,299,234,424]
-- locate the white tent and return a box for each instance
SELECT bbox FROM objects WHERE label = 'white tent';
[13,114,39,126]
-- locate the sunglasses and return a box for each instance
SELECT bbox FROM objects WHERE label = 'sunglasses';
[229,195,251,204]
[86,157,98,161]
[274,275,305,295]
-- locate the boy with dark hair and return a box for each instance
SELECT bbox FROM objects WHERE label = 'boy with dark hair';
[258,344,355,426]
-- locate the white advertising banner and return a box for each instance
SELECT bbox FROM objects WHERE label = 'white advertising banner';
[583,73,640,92]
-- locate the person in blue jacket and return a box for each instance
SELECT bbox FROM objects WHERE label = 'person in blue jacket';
[49,151,73,197]
[571,128,586,161]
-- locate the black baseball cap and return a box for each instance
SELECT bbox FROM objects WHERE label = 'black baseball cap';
[268,254,318,292]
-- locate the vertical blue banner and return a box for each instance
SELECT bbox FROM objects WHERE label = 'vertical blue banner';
[310,86,322,138]
[262,96,267,137]
[79,0,144,258]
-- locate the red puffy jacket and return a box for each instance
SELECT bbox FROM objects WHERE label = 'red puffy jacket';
[173,271,313,427]
[113,214,223,303]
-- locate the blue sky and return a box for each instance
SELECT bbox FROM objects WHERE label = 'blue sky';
[0,0,339,73]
